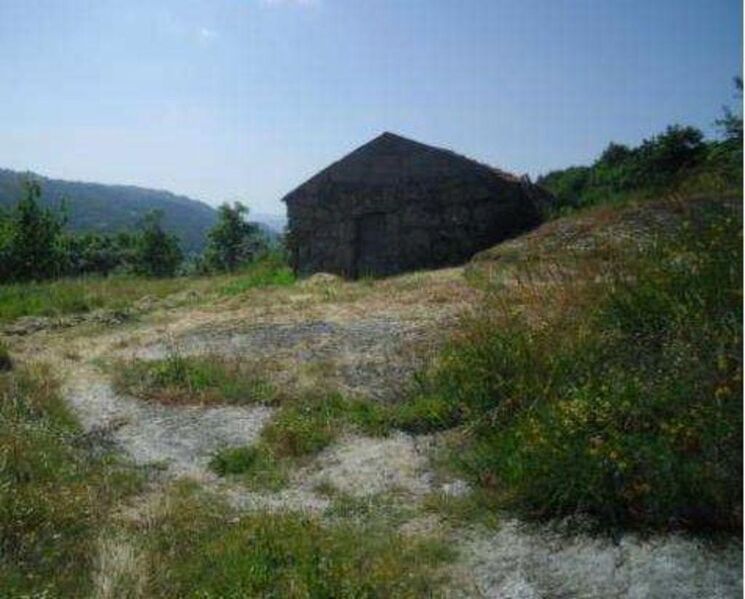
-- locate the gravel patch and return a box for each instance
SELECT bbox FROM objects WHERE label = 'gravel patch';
[131,318,439,401]
[64,369,272,477]
[305,432,434,498]
[454,519,743,598]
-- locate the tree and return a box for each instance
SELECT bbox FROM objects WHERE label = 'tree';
[205,202,264,272]
[132,210,183,277]
[4,180,66,282]
[634,125,706,187]
[597,142,633,168]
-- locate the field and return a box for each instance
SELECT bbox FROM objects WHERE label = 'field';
[0,195,741,597]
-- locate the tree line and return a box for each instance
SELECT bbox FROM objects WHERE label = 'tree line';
[0,182,272,283]
[538,78,743,214]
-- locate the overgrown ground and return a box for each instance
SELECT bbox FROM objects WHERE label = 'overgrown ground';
[1,195,742,597]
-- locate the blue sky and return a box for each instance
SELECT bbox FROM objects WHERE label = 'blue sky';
[0,0,741,215]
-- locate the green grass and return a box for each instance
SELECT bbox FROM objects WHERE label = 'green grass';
[130,483,451,598]
[401,199,742,531]
[218,254,296,295]
[113,351,277,406]
[0,275,193,322]
[0,254,295,324]
[210,445,290,490]
[210,391,392,489]
[0,365,142,596]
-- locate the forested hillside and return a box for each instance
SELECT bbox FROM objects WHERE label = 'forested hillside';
[0,169,218,252]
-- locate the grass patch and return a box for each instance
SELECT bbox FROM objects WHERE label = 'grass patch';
[421,489,501,529]
[113,350,276,406]
[403,199,742,531]
[210,445,290,490]
[0,275,191,322]
[218,254,296,295]
[210,391,393,489]
[0,365,142,596]
[0,255,294,324]
[131,484,451,597]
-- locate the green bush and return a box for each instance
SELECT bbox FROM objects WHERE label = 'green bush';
[409,202,742,530]
[539,96,742,216]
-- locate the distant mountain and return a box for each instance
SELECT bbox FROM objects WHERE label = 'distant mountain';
[0,169,285,252]
[251,213,287,235]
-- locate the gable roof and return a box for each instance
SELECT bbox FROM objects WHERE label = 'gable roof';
[282,132,521,203]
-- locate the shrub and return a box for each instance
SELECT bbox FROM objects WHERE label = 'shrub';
[205,201,267,272]
[408,201,742,530]
[131,210,183,278]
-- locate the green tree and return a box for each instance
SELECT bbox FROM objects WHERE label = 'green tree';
[4,180,66,282]
[634,125,706,186]
[132,210,183,277]
[205,202,264,272]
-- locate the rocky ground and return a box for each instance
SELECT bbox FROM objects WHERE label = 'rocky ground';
[7,205,742,597]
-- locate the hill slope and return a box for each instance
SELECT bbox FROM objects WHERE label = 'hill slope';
[0,169,218,252]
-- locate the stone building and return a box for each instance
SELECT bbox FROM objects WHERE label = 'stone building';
[283,132,552,278]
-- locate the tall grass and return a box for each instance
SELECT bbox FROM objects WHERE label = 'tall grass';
[0,365,141,596]
[403,200,742,531]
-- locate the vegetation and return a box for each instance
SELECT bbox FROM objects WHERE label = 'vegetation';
[0,251,295,324]
[124,484,450,598]
[400,200,742,531]
[0,365,141,596]
[0,274,196,323]
[0,340,12,371]
[113,351,276,406]
[0,167,218,253]
[210,391,389,489]
[217,250,295,294]
[130,211,183,278]
[539,79,742,215]
[204,201,265,273]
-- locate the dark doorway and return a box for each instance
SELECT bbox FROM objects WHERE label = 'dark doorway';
[355,212,389,277]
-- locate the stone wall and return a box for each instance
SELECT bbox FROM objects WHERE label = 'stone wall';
[286,172,543,278]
